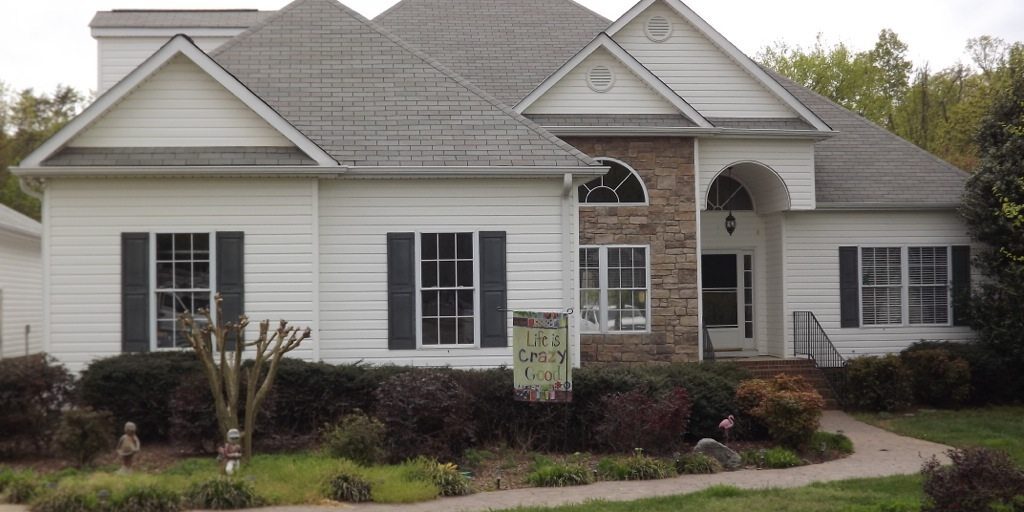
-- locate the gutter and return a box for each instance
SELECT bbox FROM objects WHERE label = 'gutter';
[12,164,609,180]
[543,126,837,141]
[814,202,962,211]
[0,222,42,240]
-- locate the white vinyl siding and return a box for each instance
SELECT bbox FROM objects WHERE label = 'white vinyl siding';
[71,55,294,148]
[698,138,815,211]
[318,179,569,368]
[613,2,796,118]
[784,211,975,357]
[0,231,43,358]
[762,213,786,357]
[97,35,237,93]
[523,48,680,115]
[45,178,317,372]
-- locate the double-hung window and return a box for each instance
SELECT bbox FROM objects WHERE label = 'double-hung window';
[420,233,476,346]
[860,246,952,326]
[154,233,213,348]
[579,246,650,334]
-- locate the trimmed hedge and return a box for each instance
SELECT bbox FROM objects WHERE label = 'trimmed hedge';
[0,354,74,456]
[845,354,914,412]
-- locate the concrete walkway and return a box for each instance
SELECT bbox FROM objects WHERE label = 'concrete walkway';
[0,412,950,512]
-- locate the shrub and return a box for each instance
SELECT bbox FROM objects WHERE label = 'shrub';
[675,453,721,474]
[373,370,473,461]
[736,375,824,448]
[809,431,854,456]
[110,485,182,512]
[31,490,99,512]
[922,448,1024,512]
[907,341,1024,405]
[183,478,265,510]
[0,354,74,455]
[411,457,472,497]
[594,387,692,453]
[167,372,218,452]
[4,475,40,504]
[845,355,914,412]
[324,472,373,503]
[900,349,972,409]
[261,360,381,439]
[761,447,803,468]
[597,452,674,481]
[79,352,200,441]
[54,408,115,467]
[321,412,386,465]
[645,364,749,440]
[525,462,593,487]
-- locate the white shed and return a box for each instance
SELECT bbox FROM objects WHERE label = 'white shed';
[0,204,43,358]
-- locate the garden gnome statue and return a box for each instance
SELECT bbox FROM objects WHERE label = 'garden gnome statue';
[218,429,243,475]
[115,422,141,474]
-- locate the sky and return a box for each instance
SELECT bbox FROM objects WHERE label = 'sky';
[1,0,1022,96]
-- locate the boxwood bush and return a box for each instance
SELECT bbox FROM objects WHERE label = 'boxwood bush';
[845,354,914,412]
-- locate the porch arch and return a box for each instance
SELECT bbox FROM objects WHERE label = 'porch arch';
[704,160,792,214]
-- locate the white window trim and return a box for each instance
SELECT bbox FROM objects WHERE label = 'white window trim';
[858,245,954,328]
[149,231,217,352]
[414,231,481,350]
[579,244,652,335]
[577,157,650,207]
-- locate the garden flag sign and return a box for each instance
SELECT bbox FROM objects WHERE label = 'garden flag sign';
[512,311,572,403]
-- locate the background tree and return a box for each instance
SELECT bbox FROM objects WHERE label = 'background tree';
[0,83,85,219]
[960,44,1024,367]
[180,294,311,460]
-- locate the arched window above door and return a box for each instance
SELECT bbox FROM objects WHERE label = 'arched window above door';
[707,175,754,211]
[578,158,648,205]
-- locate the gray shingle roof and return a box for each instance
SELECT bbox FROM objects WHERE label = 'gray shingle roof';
[708,118,815,131]
[527,114,697,128]
[43,147,315,167]
[376,0,611,106]
[0,203,41,237]
[210,0,594,168]
[768,70,969,207]
[91,10,275,29]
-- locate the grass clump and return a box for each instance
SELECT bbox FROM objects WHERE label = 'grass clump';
[597,451,674,481]
[526,456,592,487]
[741,447,804,469]
[674,453,721,475]
[183,478,265,510]
[324,472,372,503]
[320,412,386,465]
[412,457,472,497]
[810,431,854,456]
[31,490,100,512]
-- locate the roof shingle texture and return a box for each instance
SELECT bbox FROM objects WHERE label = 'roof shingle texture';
[210,0,593,167]
[91,10,275,29]
[376,0,611,107]
[769,71,969,206]
[527,114,697,128]
[43,147,315,167]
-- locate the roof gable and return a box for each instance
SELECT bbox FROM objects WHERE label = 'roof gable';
[375,0,610,106]
[0,204,41,238]
[69,54,293,149]
[517,34,711,127]
[607,0,830,131]
[21,35,335,168]
[211,0,594,168]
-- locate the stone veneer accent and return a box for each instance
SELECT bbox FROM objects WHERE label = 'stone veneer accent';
[564,137,699,365]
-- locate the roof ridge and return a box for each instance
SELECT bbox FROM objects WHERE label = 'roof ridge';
[210,0,309,58]
[374,0,612,25]
[763,65,970,178]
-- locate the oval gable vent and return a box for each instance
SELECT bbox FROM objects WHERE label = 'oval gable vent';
[587,66,615,93]
[645,15,673,42]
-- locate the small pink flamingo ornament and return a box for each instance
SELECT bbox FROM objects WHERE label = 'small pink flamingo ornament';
[719,415,735,443]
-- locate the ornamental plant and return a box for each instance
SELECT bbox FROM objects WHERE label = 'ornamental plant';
[735,375,824,448]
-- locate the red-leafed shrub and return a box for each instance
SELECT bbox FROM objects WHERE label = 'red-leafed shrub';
[736,375,824,448]
[921,447,1024,512]
[0,353,74,456]
[595,386,692,453]
[373,370,473,462]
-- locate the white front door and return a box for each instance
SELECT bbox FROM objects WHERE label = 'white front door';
[701,252,755,352]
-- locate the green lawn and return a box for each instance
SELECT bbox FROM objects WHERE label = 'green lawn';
[508,476,922,512]
[856,406,1024,463]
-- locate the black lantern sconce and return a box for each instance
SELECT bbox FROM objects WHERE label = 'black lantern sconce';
[725,211,737,236]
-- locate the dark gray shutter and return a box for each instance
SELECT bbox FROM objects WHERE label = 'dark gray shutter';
[216,233,245,349]
[479,231,508,348]
[839,246,860,328]
[387,233,417,350]
[121,233,150,353]
[952,245,971,326]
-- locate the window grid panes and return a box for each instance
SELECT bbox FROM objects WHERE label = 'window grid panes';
[155,233,211,349]
[578,159,647,204]
[861,247,903,325]
[578,247,650,334]
[909,247,950,325]
[420,233,475,346]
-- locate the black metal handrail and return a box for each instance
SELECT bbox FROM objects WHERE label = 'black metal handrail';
[793,311,848,405]
[702,324,716,363]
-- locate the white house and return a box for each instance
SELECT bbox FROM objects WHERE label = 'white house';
[0,204,43,358]
[15,0,974,373]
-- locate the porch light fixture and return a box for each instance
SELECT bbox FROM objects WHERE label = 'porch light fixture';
[725,211,737,236]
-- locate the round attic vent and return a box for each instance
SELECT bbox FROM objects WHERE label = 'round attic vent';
[645,15,673,42]
[586,66,615,93]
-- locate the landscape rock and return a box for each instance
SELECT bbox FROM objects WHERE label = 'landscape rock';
[693,438,742,470]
